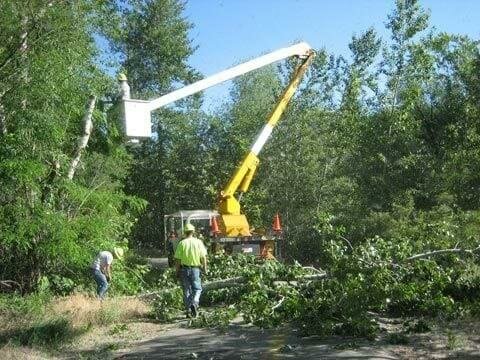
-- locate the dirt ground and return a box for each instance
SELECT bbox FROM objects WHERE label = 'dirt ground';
[14,313,476,359]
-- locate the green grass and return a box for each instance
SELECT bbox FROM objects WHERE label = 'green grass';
[0,315,89,349]
[446,330,465,350]
[96,304,122,325]
[0,292,50,321]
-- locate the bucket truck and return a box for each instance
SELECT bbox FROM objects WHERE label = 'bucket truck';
[119,42,315,260]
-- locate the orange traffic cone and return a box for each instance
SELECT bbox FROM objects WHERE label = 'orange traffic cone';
[272,213,282,232]
[210,216,220,235]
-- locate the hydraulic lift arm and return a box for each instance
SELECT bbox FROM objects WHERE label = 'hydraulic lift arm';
[119,42,314,238]
[120,42,313,139]
[218,52,315,237]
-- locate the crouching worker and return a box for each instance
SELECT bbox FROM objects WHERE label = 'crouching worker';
[91,247,124,300]
[175,223,208,318]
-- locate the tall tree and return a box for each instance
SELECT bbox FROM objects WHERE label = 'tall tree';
[111,0,202,249]
[0,0,143,291]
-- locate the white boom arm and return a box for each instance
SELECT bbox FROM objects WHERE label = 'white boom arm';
[120,42,312,139]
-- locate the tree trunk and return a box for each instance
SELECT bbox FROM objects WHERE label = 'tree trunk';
[67,95,96,180]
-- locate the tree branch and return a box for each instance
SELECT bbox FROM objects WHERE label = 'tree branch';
[402,246,480,263]
[302,266,325,274]
[138,271,327,301]
[0,280,22,291]
[338,235,354,250]
[271,296,285,312]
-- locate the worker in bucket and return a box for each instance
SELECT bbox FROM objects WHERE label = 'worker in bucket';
[91,247,124,300]
[174,223,208,318]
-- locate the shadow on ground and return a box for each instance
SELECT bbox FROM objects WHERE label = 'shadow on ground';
[111,322,398,360]
[59,315,480,359]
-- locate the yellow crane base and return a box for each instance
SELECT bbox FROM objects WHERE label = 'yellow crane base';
[220,214,251,237]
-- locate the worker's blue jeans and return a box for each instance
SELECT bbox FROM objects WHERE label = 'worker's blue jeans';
[92,269,108,299]
[180,267,202,310]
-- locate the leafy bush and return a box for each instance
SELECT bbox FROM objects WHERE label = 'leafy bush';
[448,262,480,301]
[108,254,152,295]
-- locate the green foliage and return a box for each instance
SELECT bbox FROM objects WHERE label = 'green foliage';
[153,255,378,338]
[151,288,184,322]
[0,0,147,292]
[0,293,50,322]
[151,268,184,322]
[114,0,203,250]
[449,263,480,301]
[112,0,198,95]
[153,241,480,339]
[189,306,237,329]
[108,254,152,295]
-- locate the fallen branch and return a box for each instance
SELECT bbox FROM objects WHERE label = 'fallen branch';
[138,276,246,301]
[139,271,327,301]
[273,273,328,287]
[402,246,480,263]
[203,276,246,291]
[0,280,22,291]
[271,296,285,313]
[302,266,324,274]
[339,235,354,250]
[202,273,327,291]
[300,273,328,280]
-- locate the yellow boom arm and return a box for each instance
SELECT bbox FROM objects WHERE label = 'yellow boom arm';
[218,52,315,236]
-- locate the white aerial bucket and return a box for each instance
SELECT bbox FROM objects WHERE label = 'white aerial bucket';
[121,99,152,139]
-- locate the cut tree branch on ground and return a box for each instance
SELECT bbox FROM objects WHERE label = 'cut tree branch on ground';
[271,296,285,313]
[139,246,480,302]
[399,246,480,264]
[202,273,327,291]
[302,266,324,274]
[138,272,327,301]
[273,273,328,288]
[0,280,22,291]
[203,276,246,291]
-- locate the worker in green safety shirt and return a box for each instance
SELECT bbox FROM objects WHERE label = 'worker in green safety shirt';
[174,223,208,318]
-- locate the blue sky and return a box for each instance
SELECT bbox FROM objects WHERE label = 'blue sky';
[182,0,480,110]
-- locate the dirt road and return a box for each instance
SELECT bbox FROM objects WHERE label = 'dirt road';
[114,321,397,359]
[111,317,480,360]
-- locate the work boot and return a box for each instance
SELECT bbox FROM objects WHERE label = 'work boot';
[190,304,198,318]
